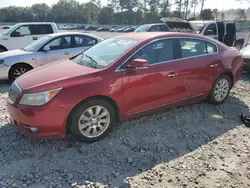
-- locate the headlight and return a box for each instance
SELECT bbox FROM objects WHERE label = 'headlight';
[0,60,4,64]
[19,88,62,106]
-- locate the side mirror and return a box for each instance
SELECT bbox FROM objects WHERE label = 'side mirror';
[205,30,214,35]
[127,58,149,69]
[11,32,21,37]
[43,46,50,51]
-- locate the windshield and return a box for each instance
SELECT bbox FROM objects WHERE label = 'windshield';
[24,36,51,51]
[71,38,142,69]
[189,22,207,33]
[134,25,151,32]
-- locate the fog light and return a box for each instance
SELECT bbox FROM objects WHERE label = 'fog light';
[24,126,38,133]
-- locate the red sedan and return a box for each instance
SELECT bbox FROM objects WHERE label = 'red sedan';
[7,32,243,142]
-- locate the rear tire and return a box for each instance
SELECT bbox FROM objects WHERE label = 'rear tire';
[9,64,33,82]
[208,75,232,105]
[68,99,116,142]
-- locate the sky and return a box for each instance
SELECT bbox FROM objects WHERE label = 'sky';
[1,0,250,10]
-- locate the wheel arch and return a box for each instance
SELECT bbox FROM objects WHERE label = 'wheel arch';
[8,62,34,79]
[217,71,234,88]
[66,95,120,134]
[0,45,8,51]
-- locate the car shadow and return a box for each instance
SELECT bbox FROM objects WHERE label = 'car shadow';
[0,94,248,187]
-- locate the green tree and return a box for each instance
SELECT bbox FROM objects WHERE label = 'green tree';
[200,9,214,20]
[31,3,52,21]
[98,6,114,24]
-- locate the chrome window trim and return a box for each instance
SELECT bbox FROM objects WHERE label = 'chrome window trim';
[115,36,219,72]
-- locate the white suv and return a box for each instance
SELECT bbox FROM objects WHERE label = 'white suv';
[0,22,59,52]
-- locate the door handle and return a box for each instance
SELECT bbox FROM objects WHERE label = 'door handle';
[33,37,38,40]
[210,64,218,68]
[168,72,177,77]
[64,52,70,55]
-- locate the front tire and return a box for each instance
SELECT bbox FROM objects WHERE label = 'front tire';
[208,75,232,105]
[9,64,32,82]
[68,99,116,142]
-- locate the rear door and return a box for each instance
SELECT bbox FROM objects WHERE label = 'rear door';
[175,38,222,96]
[28,24,54,42]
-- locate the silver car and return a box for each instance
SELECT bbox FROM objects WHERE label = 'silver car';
[0,32,104,81]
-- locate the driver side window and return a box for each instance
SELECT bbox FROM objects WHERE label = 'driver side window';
[126,39,174,66]
[45,36,71,50]
[204,23,217,35]
[11,25,31,37]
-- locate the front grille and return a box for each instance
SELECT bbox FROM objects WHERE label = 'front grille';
[8,81,22,104]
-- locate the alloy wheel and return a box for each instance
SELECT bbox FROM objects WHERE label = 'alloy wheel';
[78,105,110,138]
[214,78,229,102]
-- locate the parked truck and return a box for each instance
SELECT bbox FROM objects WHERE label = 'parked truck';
[135,17,250,50]
[0,22,59,52]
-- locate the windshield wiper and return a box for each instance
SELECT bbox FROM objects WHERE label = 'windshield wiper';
[85,54,98,69]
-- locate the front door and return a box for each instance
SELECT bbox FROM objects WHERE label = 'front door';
[35,36,74,66]
[203,23,218,40]
[121,39,188,116]
[8,25,34,50]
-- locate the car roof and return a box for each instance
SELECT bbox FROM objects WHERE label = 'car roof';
[46,32,103,39]
[189,20,215,24]
[142,23,166,26]
[16,22,56,25]
[114,32,209,41]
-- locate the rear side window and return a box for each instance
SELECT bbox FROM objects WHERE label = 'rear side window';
[180,39,206,58]
[206,42,217,54]
[30,25,53,35]
[74,36,98,47]
[159,25,169,31]
[149,25,161,32]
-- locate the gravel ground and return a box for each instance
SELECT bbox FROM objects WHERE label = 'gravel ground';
[0,74,250,188]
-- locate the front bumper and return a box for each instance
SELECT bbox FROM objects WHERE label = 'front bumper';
[0,63,10,80]
[7,100,69,139]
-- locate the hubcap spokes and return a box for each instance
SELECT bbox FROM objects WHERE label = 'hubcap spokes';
[78,105,110,138]
[14,68,27,77]
[214,79,229,101]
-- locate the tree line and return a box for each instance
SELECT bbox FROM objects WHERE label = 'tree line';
[0,0,249,25]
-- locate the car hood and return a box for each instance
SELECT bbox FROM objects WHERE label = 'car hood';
[16,59,101,92]
[0,49,33,59]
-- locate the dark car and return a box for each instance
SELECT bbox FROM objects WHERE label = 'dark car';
[96,27,110,32]
[86,26,98,31]
[7,32,243,142]
[77,25,86,30]
[134,23,169,32]
[123,27,136,32]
